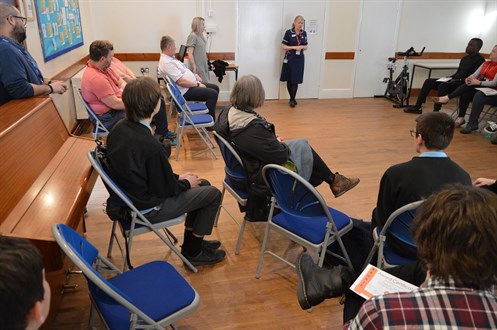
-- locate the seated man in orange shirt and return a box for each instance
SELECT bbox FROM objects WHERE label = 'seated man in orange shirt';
[81,40,175,144]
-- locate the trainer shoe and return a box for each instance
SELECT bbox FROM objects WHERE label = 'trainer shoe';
[484,121,497,134]
[163,131,177,139]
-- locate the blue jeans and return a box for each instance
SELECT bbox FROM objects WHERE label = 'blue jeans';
[96,109,125,131]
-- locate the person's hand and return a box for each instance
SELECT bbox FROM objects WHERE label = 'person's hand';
[466,76,481,86]
[276,135,285,142]
[473,177,496,187]
[198,82,206,88]
[50,80,67,94]
[180,173,202,188]
[194,74,203,83]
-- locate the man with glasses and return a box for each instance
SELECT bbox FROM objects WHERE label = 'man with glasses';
[0,3,67,106]
[371,112,471,258]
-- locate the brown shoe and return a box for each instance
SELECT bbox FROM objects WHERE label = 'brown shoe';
[330,173,360,198]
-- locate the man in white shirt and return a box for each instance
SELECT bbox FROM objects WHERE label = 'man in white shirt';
[158,35,219,120]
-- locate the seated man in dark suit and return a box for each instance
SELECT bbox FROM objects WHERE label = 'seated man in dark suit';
[404,38,484,114]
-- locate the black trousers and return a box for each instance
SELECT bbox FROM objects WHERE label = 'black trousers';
[151,97,169,136]
[468,92,497,125]
[308,147,334,187]
[448,84,478,117]
[183,83,219,120]
[414,78,463,111]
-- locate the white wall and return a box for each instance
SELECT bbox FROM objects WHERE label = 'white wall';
[21,0,94,127]
[17,0,497,126]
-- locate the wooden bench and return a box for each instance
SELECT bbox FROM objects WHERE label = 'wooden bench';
[0,96,97,325]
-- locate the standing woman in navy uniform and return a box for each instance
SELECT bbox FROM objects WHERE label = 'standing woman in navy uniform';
[280,15,308,108]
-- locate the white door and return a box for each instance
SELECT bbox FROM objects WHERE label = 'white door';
[237,2,284,99]
[353,0,402,97]
[279,1,326,99]
[237,1,326,100]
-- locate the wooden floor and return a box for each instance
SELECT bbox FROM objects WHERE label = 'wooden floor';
[51,98,497,329]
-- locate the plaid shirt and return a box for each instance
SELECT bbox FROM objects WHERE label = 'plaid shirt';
[346,277,497,329]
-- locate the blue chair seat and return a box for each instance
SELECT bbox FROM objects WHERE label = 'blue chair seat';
[95,261,196,329]
[179,114,214,126]
[272,207,351,244]
[52,224,199,329]
[256,164,354,278]
[188,102,208,112]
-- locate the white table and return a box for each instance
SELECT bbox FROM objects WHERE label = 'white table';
[408,62,460,101]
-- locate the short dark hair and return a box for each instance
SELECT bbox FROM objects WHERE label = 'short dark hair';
[230,74,265,111]
[89,40,114,61]
[0,236,44,330]
[415,112,454,150]
[470,37,483,50]
[0,3,18,25]
[122,77,162,122]
[412,185,497,289]
[160,35,174,51]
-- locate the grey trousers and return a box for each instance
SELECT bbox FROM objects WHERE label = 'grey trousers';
[148,186,222,236]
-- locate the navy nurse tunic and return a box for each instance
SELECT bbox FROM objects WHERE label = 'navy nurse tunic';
[280,28,308,84]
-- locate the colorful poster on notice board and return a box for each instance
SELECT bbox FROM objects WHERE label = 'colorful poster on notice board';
[35,0,83,62]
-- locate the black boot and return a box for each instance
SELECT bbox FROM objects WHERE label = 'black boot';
[296,253,355,310]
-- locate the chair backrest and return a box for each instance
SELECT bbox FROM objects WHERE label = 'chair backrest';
[76,88,109,139]
[52,224,155,327]
[177,44,187,62]
[87,150,143,220]
[262,164,330,219]
[381,200,424,248]
[164,78,187,111]
[212,131,246,182]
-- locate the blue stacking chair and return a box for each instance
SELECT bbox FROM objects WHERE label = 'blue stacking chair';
[87,150,198,273]
[362,200,423,269]
[213,131,249,255]
[163,75,209,114]
[77,88,109,140]
[52,224,200,330]
[256,164,354,278]
[163,76,217,161]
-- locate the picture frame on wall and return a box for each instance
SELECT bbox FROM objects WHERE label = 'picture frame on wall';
[23,0,35,21]
[34,0,84,62]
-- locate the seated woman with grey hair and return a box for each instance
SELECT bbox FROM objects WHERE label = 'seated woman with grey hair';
[214,74,359,220]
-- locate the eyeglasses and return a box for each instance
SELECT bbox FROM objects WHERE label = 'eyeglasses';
[12,15,27,26]
[410,130,420,137]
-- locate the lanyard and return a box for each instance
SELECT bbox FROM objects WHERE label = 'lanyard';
[295,32,302,46]
[480,61,497,80]
[0,36,44,83]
